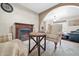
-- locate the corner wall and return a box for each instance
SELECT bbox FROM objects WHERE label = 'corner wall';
[0,3,39,35]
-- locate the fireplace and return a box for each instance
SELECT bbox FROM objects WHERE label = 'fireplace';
[12,23,33,41]
[19,28,31,41]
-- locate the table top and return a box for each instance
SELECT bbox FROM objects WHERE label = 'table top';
[29,32,46,36]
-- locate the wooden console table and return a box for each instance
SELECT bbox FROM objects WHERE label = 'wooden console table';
[29,32,46,56]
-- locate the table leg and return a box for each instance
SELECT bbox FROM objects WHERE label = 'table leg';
[44,35,46,51]
[37,37,40,56]
[29,36,30,53]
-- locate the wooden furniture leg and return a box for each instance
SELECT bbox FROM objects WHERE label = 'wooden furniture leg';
[29,36,31,54]
[44,36,46,51]
[38,37,40,56]
[54,42,57,50]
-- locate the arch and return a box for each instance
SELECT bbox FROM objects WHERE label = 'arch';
[44,5,79,22]
[39,3,79,22]
[40,4,79,31]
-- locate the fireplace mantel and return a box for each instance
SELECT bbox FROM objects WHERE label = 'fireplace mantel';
[11,23,33,41]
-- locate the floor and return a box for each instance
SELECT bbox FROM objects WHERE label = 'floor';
[23,39,79,56]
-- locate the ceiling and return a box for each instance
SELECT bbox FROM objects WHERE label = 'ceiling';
[19,3,58,13]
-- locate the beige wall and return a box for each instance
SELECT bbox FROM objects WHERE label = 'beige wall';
[0,3,79,35]
[0,3,39,35]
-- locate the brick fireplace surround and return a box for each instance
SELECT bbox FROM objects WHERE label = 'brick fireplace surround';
[12,23,33,41]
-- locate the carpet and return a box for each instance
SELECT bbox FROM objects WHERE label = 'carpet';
[23,39,79,56]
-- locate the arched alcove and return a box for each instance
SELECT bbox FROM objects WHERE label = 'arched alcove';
[40,5,79,33]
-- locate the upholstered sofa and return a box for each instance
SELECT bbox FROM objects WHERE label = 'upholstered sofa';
[68,29,79,42]
[0,33,28,56]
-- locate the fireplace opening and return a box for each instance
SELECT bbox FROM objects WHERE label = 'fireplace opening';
[19,28,31,41]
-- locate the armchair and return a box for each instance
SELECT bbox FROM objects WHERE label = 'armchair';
[46,24,62,49]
